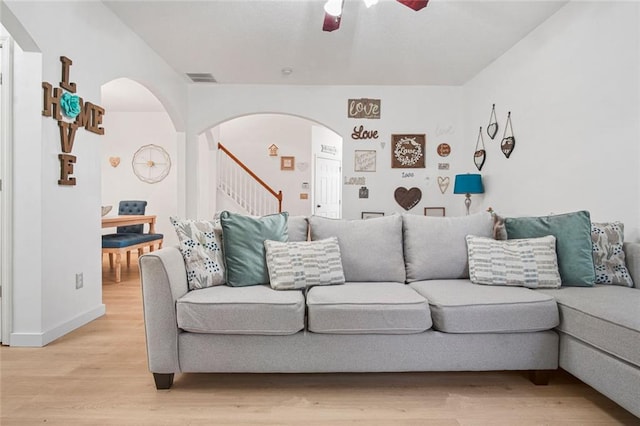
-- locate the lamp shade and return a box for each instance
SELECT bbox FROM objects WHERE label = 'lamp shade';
[453,174,484,194]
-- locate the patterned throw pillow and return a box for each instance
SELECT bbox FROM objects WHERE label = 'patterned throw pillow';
[591,222,633,287]
[466,235,562,289]
[264,237,345,290]
[170,217,225,290]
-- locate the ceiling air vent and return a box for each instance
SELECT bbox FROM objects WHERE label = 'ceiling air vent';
[186,73,217,83]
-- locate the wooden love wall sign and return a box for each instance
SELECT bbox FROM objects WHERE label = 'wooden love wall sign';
[42,56,105,186]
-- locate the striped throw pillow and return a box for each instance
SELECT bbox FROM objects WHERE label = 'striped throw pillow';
[264,237,345,290]
[466,235,561,289]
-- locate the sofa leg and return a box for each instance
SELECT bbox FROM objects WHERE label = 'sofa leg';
[153,373,174,390]
[529,370,552,385]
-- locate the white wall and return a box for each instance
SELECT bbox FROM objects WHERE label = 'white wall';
[188,85,467,219]
[4,1,187,346]
[464,2,640,240]
[101,112,179,246]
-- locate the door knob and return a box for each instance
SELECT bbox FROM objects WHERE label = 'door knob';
[317,205,321,208]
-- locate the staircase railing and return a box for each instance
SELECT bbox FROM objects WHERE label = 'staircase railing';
[217,142,282,216]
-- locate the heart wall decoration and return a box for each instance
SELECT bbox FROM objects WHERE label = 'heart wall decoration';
[501,111,516,158]
[437,176,450,194]
[109,156,120,168]
[394,187,422,211]
[474,126,486,171]
[487,104,498,140]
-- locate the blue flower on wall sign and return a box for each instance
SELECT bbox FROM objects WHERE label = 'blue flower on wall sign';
[60,92,81,119]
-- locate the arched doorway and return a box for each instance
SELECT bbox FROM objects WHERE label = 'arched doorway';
[199,113,342,219]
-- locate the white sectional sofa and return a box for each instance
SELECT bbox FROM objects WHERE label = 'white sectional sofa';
[139,212,639,418]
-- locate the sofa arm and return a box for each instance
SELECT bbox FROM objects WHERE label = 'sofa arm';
[139,246,189,374]
[623,242,640,289]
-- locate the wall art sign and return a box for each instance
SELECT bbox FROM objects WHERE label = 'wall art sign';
[391,134,425,169]
[424,207,446,217]
[268,144,279,156]
[501,111,516,158]
[394,186,422,211]
[280,156,295,171]
[351,125,379,140]
[359,186,369,199]
[362,212,384,220]
[436,143,451,157]
[344,176,366,185]
[401,172,414,178]
[487,104,498,139]
[354,150,376,172]
[348,98,381,119]
[474,126,486,171]
[321,144,337,155]
[438,163,450,170]
[437,176,450,194]
[42,56,105,186]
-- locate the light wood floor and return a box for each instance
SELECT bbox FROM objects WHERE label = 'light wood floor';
[1,257,638,425]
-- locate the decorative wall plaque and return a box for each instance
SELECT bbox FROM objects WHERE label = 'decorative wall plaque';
[501,111,516,158]
[42,56,106,186]
[437,176,450,194]
[351,125,379,140]
[394,187,422,210]
[487,104,498,140]
[474,126,486,171]
[348,98,381,119]
[436,143,451,157]
[354,150,376,172]
[391,134,425,169]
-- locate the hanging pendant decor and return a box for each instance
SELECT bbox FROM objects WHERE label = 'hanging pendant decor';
[501,111,516,158]
[473,126,486,171]
[487,104,498,139]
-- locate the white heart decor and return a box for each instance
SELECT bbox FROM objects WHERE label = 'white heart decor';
[437,176,450,194]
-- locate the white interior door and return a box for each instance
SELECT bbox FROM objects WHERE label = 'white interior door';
[314,156,341,218]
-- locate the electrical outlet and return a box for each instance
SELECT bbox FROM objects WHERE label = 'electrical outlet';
[75,273,83,289]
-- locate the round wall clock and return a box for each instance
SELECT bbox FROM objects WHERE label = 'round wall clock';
[132,144,171,183]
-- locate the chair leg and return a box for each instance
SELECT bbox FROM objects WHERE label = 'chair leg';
[126,250,131,268]
[138,248,144,257]
[108,253,114,269]
[115,252,122,283]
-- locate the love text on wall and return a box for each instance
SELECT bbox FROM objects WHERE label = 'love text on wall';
[42,56,105,186]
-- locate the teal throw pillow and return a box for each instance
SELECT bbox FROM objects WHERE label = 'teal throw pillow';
[219,211,289,287]
[505,210,595,287]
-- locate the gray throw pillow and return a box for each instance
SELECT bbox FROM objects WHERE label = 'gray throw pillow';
[220,211,289,287]
[403,212,494,281]
[308,215,405,283]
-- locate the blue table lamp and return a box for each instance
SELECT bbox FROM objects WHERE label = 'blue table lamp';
[453,173,484,215]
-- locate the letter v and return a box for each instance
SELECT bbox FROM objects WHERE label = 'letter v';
[59,121,79,153]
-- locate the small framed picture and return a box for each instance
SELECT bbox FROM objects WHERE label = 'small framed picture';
[361,211,384,220]
[280,156,295,171]
[424,207,445,217]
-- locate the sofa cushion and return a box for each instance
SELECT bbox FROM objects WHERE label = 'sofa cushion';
[220,211,289,287]
[409,280,559,333]
[264,237,345,290]
[403,212,493,282]
[288,215,309,242]
[505,211,595,287]
[466,235,561,289]
[170,217,225,290]
[308,215,405,283]
[176,285,305,335]
[591,222,633,287]
[537,286,640,367]
[307,282,431,334]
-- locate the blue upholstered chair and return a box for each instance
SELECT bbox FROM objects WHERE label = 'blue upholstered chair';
[102,200,163,283]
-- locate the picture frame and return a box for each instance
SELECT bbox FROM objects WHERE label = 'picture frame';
[391,134,426,169]
[354,150,376,172]
[361,211,384,220]
[424,207,446,217]
[280,156,295,171]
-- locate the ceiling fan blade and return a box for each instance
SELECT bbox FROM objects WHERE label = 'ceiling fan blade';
[396,0,429,11]
[322,12,341,32]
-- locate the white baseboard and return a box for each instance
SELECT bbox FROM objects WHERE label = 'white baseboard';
[9,304,106,347]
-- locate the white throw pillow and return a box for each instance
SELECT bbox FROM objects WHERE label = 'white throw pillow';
[264,237,345,290]
[466,234,561,289]
[170,217,225,290]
